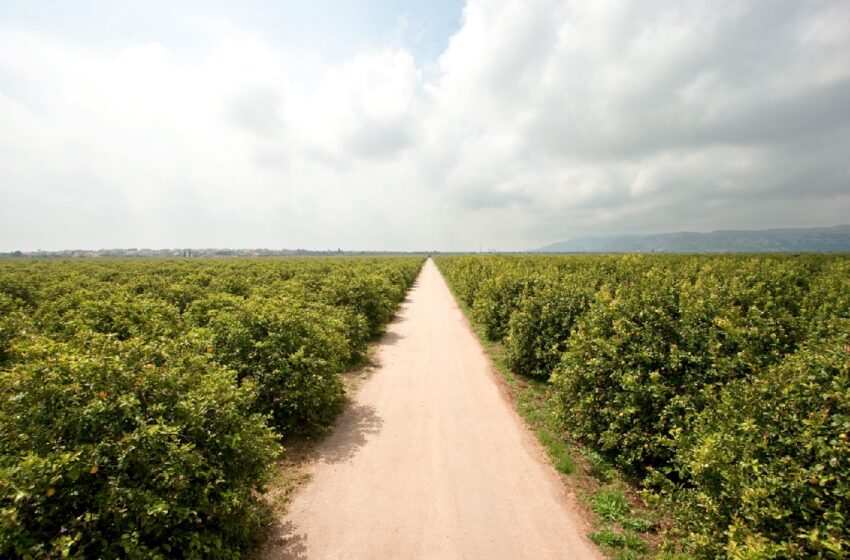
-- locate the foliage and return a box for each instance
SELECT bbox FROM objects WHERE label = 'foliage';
[0,334,280,559]
[505,276,596,378]
[471,272,533,341]
[207,296,350,436]
[592,488,631,522]
[675,332,850,558]
[590,527,648,553]
[0,256,422,558]
[436,253,850,557]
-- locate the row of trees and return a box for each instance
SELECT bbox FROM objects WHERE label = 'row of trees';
[436,254,849,558]
[0,257,423,558]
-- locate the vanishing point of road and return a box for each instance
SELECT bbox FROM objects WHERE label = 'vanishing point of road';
[273,259,601,559]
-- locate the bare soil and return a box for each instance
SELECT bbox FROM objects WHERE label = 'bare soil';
[261,259,602,559]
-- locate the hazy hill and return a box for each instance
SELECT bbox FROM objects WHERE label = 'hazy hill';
[537,225,850,253]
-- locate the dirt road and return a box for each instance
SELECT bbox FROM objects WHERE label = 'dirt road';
[275,259,601,559]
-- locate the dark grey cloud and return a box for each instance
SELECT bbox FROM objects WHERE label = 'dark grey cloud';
[521,4,850,160]
[423,0,850,247]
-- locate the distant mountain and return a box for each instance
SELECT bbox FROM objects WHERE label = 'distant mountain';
[537,225,850,253]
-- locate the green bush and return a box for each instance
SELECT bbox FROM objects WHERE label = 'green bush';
[0,294,21,366]
[553,260,808,476]
[0,334,281,559]
[436,256,490,307]
[437,254,850,556]
[674,334,850,559]
[0,256,423,557]
[260,281,371,362]
[35,288,183,342]
[0,275,37,308]
[472,273,534,341]
[505,278,594,378]
[552,269,693,473]
[184,293,245,328]
[802,259,850,340]
[320,271,401,338]
[208,296,350,436]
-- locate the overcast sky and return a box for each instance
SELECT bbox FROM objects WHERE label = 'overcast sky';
[1,0,849,251]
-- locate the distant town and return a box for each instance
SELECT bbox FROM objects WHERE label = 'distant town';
[0,248,427,258]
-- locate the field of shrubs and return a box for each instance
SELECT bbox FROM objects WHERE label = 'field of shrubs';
[436,254,849,558]
[0,257,422,558]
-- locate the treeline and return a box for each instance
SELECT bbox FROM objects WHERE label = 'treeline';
[0,257,422,558]
[436,254,849,558]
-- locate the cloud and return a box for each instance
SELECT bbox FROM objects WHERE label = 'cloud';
[227,88,284,137]
[419,0,850,245]
[1,0,849,251]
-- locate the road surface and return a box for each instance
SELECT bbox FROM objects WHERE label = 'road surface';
[273,259,601,560]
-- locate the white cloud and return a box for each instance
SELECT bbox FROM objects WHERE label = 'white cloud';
[1,0,849,251]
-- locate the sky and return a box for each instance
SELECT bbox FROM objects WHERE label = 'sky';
[1,0,849,252]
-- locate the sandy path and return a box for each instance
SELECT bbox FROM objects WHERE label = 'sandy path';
[274,259,601,560]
